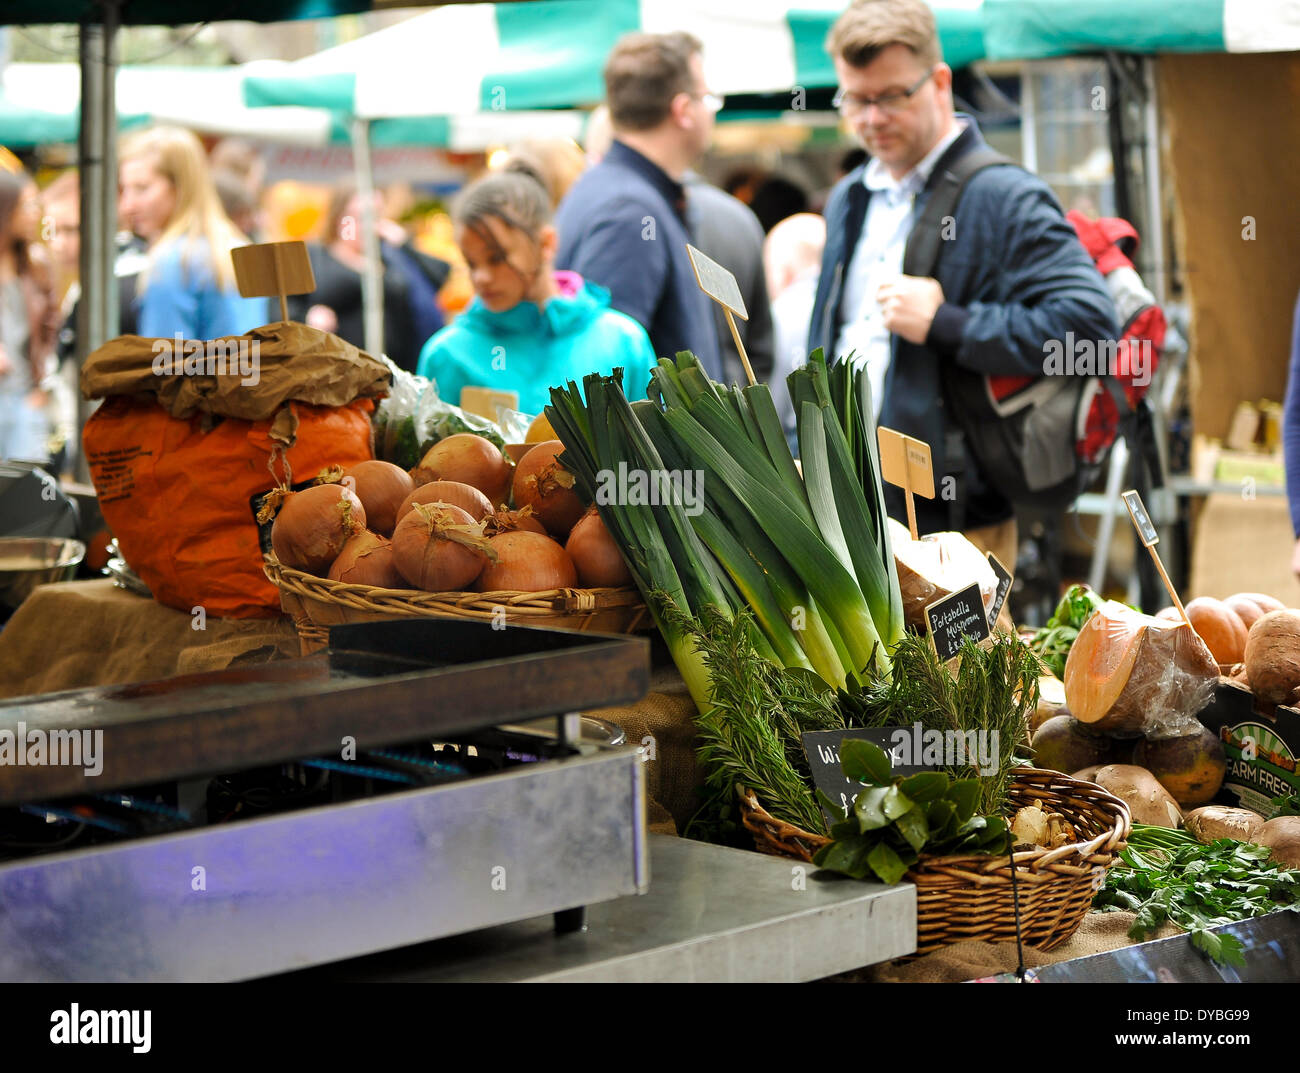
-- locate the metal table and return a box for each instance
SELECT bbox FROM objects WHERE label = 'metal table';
[273,834,917,983]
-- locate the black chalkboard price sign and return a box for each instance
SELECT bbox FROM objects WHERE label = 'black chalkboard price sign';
[986,552,1013,629]
[802,728,939,825]
[924,581,991,662]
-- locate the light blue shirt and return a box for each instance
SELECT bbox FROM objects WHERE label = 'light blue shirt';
[136,239,267,340]
[835,120,968,417]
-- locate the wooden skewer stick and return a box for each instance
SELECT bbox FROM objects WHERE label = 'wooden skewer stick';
[1121,488,1189,626]
[724,309,756,387]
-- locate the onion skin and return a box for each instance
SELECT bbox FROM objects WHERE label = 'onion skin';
[328,531,408,589]
[475,531,577,592]
[391,503,492,591]
[342,461,415,537]
[271,483,367,576]
[411,434,512,505]
[398,480,494,524]
[512,440,586,539]
[485,506,548,536]
[566,508,631,587]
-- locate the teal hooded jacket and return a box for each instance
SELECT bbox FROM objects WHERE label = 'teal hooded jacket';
[416,275,658,415]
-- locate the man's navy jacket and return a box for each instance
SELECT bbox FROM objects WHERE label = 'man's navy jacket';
[808,120,1120,532]
[556,140,722,387]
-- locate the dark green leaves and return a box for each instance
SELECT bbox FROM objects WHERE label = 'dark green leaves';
[813,742,1012,885]
[841,739,892,785]
[1094,833,1300,966]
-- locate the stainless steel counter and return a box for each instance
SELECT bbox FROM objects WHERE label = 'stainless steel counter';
[276,834,917,982]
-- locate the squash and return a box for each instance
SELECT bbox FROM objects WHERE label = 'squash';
[1184,596,1249,664]
[892,527,997,630]
[1243,610,1300,705]
[1064,601,1218,736]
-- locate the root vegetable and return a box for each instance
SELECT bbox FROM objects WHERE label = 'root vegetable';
[327,531,407,589]
[566,508,631,587]
[411,434,512,504]
[1184,805,1264,845]
[475,530,577,592]
[390,503,492,591]
[1243,609,1300,705]
[1254,817,1300,868]
[1131,724,1227,808]
[341,460,415,537]
[270,483,367,575]
[1185,596,1249,664]
[512,440,585,538]
[1093,764,1184,828]
[1028,674,1068,734]
[398,480,494,524]
[1064,600,1218,736]
[1032,714,1122,775]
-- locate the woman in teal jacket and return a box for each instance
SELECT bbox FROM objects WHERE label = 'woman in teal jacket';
[416,162,656,415]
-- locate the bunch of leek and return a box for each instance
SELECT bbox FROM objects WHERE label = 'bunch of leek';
[545,350,904,711]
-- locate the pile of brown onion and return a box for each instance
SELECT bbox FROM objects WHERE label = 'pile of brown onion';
[268,432,633,598]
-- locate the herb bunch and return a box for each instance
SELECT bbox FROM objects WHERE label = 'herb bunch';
[837,632,1038,814]
[1094,829,1300,966]
[1028,584,1104,678]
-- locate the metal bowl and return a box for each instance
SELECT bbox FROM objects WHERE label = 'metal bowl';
[0,537,86,612]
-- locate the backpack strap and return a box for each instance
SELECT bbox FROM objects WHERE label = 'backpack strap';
[903,146,1013,279]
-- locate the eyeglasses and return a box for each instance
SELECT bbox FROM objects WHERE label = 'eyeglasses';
[690,91,725,114]
[833,70,933,116]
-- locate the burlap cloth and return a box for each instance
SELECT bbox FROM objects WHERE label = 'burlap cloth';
[0,579,301,700]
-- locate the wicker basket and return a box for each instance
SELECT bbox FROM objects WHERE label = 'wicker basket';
[740,767,1131,955]
[264,554,648,654]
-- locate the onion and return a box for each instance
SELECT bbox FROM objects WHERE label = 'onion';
[566,508,632,587]
[475,531,577,592]
[342,461,415,537]
[271,483,367,575]
[391,503,493,591]
[328,531,408,588]
[485,505,548,536]
[411,434,512,505]
[512,440,585,539]
[398,480,494,524]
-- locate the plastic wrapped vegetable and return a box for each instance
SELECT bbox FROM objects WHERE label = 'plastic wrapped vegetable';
[371,358,507,470]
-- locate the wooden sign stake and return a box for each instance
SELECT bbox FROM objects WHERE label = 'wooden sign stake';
[231,240,316,325]
[1122,489,1190,626]
[877,427,935,541]
[685,243,754,386]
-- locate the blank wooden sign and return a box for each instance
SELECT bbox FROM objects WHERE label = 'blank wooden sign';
[686,244,747,320]
[877,428,935,499]
[232,241,315,322]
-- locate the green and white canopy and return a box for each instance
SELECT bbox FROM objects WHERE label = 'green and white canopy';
[982,0,1300,60]
[241,0,988,117]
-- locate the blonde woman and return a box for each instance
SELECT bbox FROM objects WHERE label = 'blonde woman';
[118,126,266,339]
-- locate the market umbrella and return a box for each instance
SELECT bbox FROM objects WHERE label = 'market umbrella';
[982,0,1300,60]
[242,0,989,114]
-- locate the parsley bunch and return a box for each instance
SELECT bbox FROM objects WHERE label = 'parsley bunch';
[1093,828,1300,966]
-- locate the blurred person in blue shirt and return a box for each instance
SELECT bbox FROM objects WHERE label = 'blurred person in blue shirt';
[417,162,657,415]
[118,126,266,340]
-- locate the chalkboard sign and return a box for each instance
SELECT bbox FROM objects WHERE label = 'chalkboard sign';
[686,244,748,320]
[924,581,991,662]
[802,728,939,824]
[1122,489,1159,547]
[986,552,1012,629]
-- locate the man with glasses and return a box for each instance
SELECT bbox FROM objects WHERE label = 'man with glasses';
[809,0,1118,572]
[556,32,725,381]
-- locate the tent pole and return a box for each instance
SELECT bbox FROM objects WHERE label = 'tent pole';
[75,2,120,483]
[351,117,384,359]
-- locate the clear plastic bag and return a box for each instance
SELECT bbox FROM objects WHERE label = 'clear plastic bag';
[371,359,507,469]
